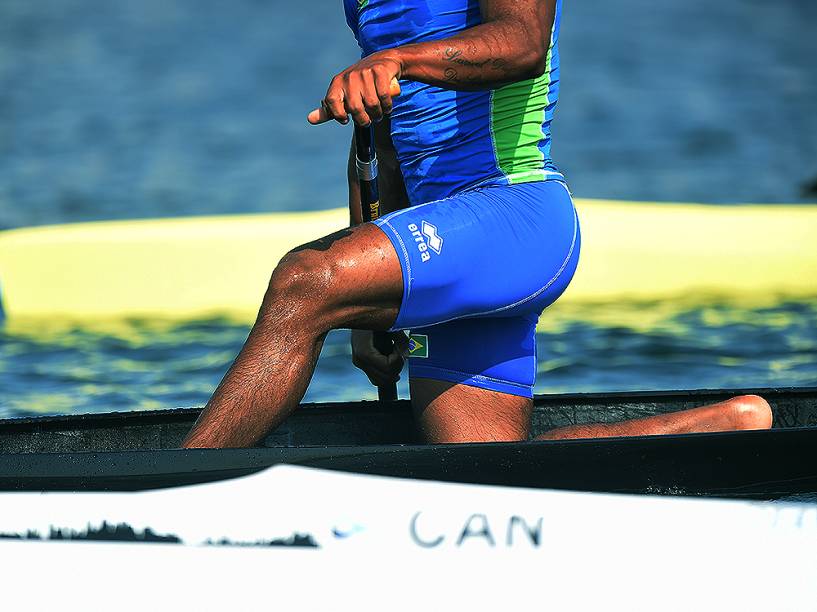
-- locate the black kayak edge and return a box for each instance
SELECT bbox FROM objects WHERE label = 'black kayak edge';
[1,386,815,453]
[1,426,816,500]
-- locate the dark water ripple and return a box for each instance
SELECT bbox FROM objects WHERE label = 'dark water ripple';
[1,299,815,418]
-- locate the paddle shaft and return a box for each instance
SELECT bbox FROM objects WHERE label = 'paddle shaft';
[355,123,398,402]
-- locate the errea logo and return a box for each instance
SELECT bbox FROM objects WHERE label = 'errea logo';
[408,221,443,262]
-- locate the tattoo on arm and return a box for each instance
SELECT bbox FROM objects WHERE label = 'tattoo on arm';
[443,47,483,68]
[441,47,512,84]
[390,1,556,89]
[443,67,459,83]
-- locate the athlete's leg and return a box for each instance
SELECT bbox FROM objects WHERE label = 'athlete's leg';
[412,381,772,443]
[382,181,579,444]
[535,395,772,440]
[405,313,771,443]
[386,176,771,442]
[183,225,401,448]
[411,378,532,443]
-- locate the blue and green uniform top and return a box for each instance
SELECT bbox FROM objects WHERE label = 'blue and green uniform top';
[343,0,564,204]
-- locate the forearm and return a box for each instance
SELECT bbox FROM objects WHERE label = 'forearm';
[382,2,554,89]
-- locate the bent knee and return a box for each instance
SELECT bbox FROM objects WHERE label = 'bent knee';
[729,394,773,430]
[272,249,332,294]
[262,249,334,320]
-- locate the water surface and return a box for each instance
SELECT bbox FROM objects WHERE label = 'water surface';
[0,1,815,418]
[2,298,814,418]
[0,0,815,231]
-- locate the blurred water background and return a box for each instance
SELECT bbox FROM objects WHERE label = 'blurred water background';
[1,0,816,229]
[0,0,815,416]
[2,298,816,418]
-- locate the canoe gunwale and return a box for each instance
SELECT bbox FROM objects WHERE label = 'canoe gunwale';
[1,385,814,430]
[0,387,815,498]
[1,425,816,498]
[0,387,814,454]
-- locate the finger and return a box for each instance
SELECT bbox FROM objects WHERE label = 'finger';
[323,78,349,125]
[365,369,400,387]
[388,79,401,97]
[352,349,387,371]
[343,74,372,127]
[384,348,405,371]
[353,355,399,385]
[360,70,383,122]
[307,105,331,125]
[375,345,405,377]
[355,349,402,379]
[369,335,404,372]
[355,351,394,375]
[373,70,395,116]
[346,90,372,127]
[308,78,400,125]
[391,331,410,358]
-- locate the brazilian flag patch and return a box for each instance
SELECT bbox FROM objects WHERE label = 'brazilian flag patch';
[408,334,428,358]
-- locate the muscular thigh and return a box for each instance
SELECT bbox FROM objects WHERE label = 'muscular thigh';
[406,315,538,442]
[411,377,532,443]
[277,223,404,331]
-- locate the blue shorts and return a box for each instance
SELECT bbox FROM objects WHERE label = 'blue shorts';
[373,180,580,398]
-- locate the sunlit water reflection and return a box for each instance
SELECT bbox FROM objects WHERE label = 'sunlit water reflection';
[1,297,814,418]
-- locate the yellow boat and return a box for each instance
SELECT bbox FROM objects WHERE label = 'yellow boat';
[0,200,815,322]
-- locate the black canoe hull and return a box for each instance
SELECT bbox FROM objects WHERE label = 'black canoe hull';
[0,387,815,498]
[0,427,816,499]
[1,387,815,453]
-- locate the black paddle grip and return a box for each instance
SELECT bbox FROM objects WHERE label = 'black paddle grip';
[355,124,398,402]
